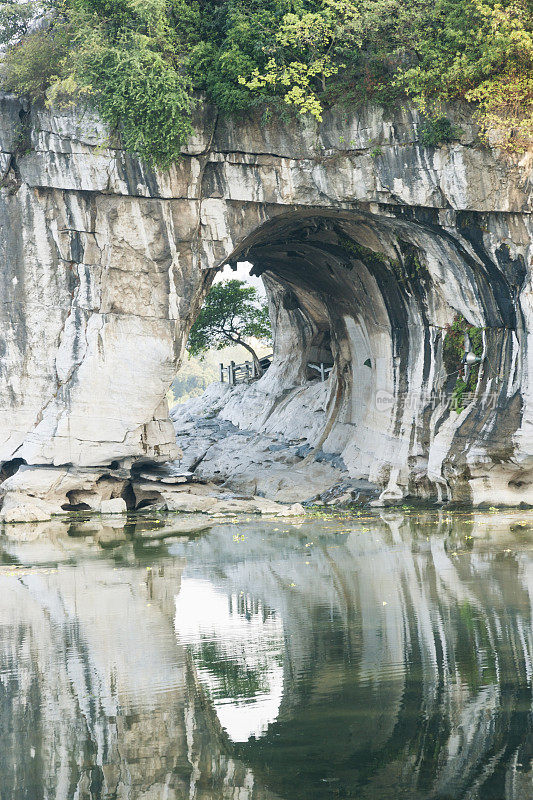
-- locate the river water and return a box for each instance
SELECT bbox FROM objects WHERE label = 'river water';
[2,508,533,799]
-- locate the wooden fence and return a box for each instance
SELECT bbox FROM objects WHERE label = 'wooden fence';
[220,356,334,385]
[220,355,273,385]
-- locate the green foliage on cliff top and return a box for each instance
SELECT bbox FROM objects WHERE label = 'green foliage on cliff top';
[0,0,531,164]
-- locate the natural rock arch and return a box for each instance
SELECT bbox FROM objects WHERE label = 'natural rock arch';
[0,95,532,506]
[225,206,526,504]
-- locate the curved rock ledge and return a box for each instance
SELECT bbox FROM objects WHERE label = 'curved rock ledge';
[1,94,533,511]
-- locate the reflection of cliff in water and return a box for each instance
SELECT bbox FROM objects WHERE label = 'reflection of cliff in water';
[172,511,533,800]
[0,527,281,800]
[2,511,533,799]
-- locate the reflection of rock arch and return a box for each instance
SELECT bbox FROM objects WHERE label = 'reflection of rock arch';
[178,515,533,800]
[0,534,282,799]
[2,515,533,797]
[175,579,285,743]
[1,97,532,504]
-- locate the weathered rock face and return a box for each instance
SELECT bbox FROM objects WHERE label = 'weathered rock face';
[1,93,533,507]
[0,95,212,472]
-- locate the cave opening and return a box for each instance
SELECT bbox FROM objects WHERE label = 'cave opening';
[199,206,521,505]
[0,459,26,484]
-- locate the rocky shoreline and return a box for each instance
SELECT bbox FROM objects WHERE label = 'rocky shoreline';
[0,461,305,524]
[170,381,380,505]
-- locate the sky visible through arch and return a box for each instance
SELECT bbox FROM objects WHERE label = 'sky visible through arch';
[171,262,268,404]
[213,261,266,299]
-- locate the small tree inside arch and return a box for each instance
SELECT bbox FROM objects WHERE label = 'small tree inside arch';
[187,279,272,376]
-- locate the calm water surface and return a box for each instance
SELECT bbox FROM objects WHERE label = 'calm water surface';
[2,509,533,799]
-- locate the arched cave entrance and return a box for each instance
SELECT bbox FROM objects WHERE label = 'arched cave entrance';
[200,206,524,505]
[0,96,531,519]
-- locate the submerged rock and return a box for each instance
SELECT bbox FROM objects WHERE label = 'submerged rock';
[94,522,128,547]
[134,516,212,540]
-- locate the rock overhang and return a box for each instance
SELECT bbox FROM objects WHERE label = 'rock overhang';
[0,93,532,510]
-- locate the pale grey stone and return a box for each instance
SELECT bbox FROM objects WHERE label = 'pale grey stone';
[1,94,533,513]
[100,497,127,514]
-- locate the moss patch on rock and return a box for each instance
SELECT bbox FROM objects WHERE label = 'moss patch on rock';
[443,314,484,412]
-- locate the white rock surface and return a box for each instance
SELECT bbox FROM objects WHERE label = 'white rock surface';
[0,464,129,520]
[99,497,128,514]
[0,493,56,522]
[133,478,305,516]
[170,382,366,503]
[1,95,533,510]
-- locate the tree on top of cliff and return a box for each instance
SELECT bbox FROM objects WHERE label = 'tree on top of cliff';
[0,0,531,162]
[187,279,271,375]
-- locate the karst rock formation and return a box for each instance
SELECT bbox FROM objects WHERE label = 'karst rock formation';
[1,94,533,514]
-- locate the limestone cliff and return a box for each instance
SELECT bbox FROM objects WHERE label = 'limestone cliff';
[1,93,533,510]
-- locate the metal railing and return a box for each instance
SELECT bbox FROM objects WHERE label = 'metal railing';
[308,362,334,381]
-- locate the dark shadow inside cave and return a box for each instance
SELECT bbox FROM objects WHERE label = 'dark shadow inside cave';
[207,207,523,504]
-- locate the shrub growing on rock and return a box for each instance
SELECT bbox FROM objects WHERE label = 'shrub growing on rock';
[0,0,531,163]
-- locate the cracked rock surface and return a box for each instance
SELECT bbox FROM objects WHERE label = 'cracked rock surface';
[1,93,533,512]
[170,382,375,503]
